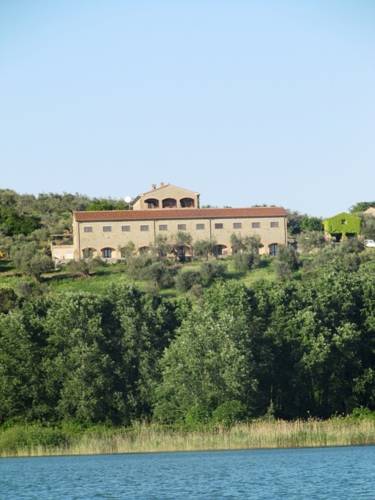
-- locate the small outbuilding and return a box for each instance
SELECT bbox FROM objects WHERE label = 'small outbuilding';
[323,212,361,242]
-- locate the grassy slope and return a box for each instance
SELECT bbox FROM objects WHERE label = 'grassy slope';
[0,258,277,296]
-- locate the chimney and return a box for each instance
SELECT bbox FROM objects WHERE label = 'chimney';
[152,184,157,190]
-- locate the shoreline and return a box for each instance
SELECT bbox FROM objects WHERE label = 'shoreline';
[2,441,375,461]
[1,418,375,459]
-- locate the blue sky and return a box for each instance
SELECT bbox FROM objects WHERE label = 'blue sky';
[1,1,374,216]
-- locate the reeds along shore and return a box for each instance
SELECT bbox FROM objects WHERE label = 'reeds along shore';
[1,418,375,458]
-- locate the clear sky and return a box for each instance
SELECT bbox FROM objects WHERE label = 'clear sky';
[1,1,374,216]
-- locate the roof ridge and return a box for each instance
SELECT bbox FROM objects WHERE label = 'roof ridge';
[140,183,199,196]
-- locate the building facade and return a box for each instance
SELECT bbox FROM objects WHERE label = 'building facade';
[52,184,288,262]
[323,212,361,242]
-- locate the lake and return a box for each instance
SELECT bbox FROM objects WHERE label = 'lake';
[1,446,374,499]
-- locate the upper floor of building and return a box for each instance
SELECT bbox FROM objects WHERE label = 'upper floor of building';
[132,183,200,210]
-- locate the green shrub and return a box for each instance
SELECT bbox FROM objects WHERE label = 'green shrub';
[297,231,326,253]
[175,269,202,292]
[143,261,177,289]
[274,246,300,280]
[350,408,375,420]
[339,238,364,254]
[0,424,68,452]
[0,287,17,313]
[233,252,257,273]
[66,258,99,277]
[199,261,226,286]
[211,400,247,427]
[126,255,154,279]
[10,242,54,280]
[120,242,136,260]
[184,404,211,428]
[193,240,214,259]
[0,206,40,236]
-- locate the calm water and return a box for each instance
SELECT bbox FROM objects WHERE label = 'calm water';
[0,446,374,499]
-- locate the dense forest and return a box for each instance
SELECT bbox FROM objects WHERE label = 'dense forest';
[0,245,374,426]
[0,189,374,428]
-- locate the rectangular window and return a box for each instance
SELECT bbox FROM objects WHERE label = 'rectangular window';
[270,221,279,228]
[196,223,205,230]
[252,222,260,229]
[103,226,112,232]
[177,224,187,231]
[215,223,224,229]
[159,224,168,231]
[233,222,242,229]
[122,225,131,232]
[140,225,149,232]
[83,226,93,233]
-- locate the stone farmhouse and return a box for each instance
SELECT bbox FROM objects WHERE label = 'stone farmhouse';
[51,184,288,262]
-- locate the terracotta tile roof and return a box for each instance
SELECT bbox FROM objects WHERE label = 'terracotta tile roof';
[74,207,287,222]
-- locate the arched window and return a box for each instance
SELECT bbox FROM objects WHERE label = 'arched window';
[180,197,195,208]
[101,247,114,259]
[144,198,159,209]
[162,198,177,208]
[82,248,96,259]
[269,243,279,256]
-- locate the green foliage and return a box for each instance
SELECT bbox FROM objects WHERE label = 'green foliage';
[126,254,154,280]
[0,205,40,236]
[231,234,263,255]
[184,404,211,427]
[287,211,323,235]
[350,201,375,213]
[274,246,300,280]
[297,231,326,253]
[171,232,192,261]
[85,199,130,211]
[323,212,361,236]
[287,211,303,236]
[0,285,180,424]
[193,239,215,259]
[233,252,257,273]
[10,242,54,280]
[154,282,258,423]
[15,279,47,301]
[175,269,202,292]
[231,234,262,272]
[0,189,132,257]
[0,287,17,313]
[153,235,172,259]
[126,255,178,289]
[211,400,247,427]
[0,243,374,429]
[199,261,226,286]
[66,258,100,277]
[340,238,364,254]
[119,241,136,260]
[302,243,365,277]
[0,424,68,452]
[361,216,375,240]
[0,300,50,422]
[300,216,323,232]
[143,261,177,289]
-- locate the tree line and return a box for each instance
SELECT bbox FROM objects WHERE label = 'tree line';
[0,251,373,426]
